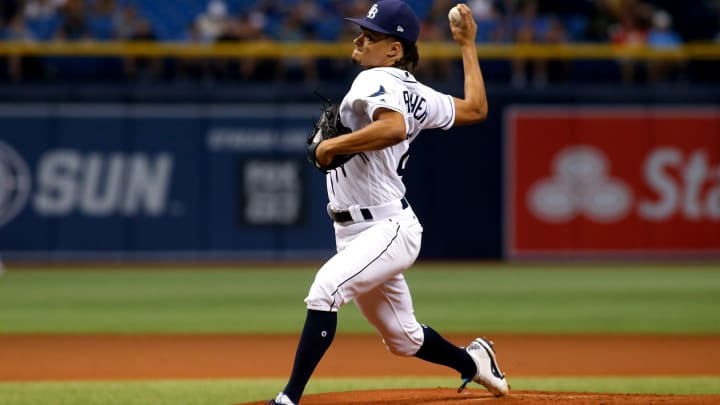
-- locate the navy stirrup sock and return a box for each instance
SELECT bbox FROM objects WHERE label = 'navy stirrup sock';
[414,324,476,380]
[283,309,337,403]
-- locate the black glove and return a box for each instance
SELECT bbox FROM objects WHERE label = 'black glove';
[307,94,353,172]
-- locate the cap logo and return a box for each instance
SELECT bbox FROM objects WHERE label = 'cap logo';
[349,0,419,43]
[367,4,378,19]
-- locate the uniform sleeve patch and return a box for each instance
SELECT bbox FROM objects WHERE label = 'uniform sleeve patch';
[369,85,387,97]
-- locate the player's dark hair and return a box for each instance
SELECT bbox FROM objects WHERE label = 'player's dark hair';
[393,38,419,73]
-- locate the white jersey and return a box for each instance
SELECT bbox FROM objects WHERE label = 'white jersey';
[329,67,456,209]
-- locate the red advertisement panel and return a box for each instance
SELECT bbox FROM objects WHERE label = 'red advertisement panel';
[506,107,720,259]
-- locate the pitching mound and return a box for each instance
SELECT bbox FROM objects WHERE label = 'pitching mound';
[239,388,720,404]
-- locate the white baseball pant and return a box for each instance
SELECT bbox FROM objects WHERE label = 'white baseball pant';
[305,207,424,356]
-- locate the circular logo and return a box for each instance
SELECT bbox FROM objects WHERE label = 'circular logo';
[554,146,608,184]
[528,179,576,223]
[0,141,31,227]
[528,146,632,224]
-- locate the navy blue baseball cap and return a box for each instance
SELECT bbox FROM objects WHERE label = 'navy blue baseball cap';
[346,0,420,43]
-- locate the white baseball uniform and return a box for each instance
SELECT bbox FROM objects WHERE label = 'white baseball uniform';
[305,66,456,356]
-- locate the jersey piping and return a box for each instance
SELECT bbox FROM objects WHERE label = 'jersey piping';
[329,222,402,310]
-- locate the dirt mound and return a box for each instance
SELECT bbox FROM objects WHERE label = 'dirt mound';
[241,388,720,404]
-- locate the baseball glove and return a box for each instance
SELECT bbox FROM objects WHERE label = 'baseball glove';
[307,93,353,172]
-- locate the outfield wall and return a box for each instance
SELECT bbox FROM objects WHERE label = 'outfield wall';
[0,85,718,261]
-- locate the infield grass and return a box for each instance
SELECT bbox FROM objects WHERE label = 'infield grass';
[0,376,719,405]
[0,263,719,334]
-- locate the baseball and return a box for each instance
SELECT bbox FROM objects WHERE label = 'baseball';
[448,5,462,26]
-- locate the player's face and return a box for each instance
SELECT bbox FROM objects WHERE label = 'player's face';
[351,28,401,68]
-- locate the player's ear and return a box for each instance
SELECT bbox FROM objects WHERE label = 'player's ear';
[387,40,403,58]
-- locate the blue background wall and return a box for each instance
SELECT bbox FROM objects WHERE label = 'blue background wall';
[0,83,717,261]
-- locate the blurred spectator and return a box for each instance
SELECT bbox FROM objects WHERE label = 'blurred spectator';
[220,11,269,80]
[115,4,162,81]
[194,0,230,43]
[609,1,650,46]
[2,10,36,81]
[24,0,63,17]
[2,10,34,42]
[250,0,284,38]
[646,9,684,83]
[114,3,143,40]
[609,0,652,84]
[647,10,681,49]
[179,0,230,83]
[296,0,322,29]
[24,0,63,40]
[469,0,494,20]
[55,0,91,40]
[468,0,502,42]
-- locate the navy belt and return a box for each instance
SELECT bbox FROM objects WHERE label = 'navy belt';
[330,198,409,223]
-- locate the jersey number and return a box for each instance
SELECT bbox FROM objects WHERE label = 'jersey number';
[396,152,410,176]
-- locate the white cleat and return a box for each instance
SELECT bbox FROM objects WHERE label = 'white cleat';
[266,392,296,405]
[459,337,509,397]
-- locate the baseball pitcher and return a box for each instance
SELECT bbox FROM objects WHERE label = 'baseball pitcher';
[268,2,509,404]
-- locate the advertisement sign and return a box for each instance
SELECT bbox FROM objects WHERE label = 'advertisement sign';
[506,106,720,259]
[0,104,333,260]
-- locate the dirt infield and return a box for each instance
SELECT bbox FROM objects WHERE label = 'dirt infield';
[2,334,719,404]
[243,389,720,405]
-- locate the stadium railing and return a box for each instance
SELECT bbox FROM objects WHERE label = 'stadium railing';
[0,41,718,60]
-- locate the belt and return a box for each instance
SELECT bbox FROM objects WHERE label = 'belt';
[329,198,409,224]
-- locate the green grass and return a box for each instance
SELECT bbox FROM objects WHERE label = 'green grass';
[0,263,719,404]
[0,377,718,405]
[0,263,719,334]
